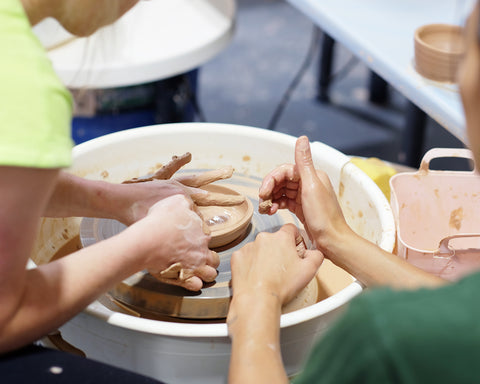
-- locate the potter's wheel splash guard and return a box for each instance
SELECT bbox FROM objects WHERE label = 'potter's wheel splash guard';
[80,173,302,319]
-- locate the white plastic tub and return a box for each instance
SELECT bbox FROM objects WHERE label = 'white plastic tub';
[32,123,395,383]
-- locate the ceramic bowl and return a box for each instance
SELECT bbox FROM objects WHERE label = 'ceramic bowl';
[414,23,465,83]
[197,184,254,248]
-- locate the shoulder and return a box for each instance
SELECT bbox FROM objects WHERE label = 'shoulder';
[0,0,73,168]
[0,0,35,39]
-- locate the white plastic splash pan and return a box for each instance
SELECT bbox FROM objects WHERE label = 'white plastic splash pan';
[31,123,395,383]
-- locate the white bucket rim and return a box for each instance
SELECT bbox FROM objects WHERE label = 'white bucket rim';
[82,280,363,338]
[65,123,391,338]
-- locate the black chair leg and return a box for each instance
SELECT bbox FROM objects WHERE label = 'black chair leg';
[369,72,389,105]
[317,33,335,103]
[399,101,428,168]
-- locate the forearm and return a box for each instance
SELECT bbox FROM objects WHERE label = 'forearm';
[44,171,128,223]
[0,224,145,354]
[321,228,446,289]
[228,294,289,384]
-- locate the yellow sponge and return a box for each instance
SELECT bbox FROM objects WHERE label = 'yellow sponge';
[350,157,397,201]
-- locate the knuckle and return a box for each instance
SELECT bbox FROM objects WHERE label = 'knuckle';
[256,232,270,242]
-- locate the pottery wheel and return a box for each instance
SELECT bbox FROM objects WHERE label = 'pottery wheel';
[80,172,302,319]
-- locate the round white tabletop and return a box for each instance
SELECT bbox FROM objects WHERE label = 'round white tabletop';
[33,0,236,89]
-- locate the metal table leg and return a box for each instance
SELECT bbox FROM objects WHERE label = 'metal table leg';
[399,101,427,168]
[317,33,335,103]
[369,72,389,105]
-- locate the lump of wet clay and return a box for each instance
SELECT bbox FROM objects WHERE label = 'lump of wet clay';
[258,199,273,214]
[123,153,192,184]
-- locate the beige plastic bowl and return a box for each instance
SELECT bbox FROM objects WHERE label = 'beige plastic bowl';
[390,148,480,280]
[414,23,465,83]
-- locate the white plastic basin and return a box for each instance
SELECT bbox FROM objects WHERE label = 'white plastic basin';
[32,123,395,383]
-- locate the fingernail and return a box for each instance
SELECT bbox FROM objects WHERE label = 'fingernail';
[297,136,309,152]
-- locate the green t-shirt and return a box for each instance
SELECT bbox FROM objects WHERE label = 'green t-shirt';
[0,0,73,168]
[294,272,480,383]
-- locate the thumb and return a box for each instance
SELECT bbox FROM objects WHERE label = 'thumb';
[303,249,324,271]
[295,136,317,181]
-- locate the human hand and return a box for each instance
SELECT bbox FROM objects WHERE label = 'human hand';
[227,224,322,383]
[118,179,205,225]
[120,165,241,225]
[259,163,302,217]
[259,136,349,250]
[293,136,350,251]
[229,224,324,308]
[130,194,219,291]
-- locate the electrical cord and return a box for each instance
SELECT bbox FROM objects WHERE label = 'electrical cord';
[267,27,360,131]
[328,55,358,84]
[267,26,321,130]
[186,27,360,127]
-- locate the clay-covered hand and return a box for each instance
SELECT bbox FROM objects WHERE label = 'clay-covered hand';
[117,179,206,226]
[229,224,324,308]
[129,194,219,291]
[259,136,349,248]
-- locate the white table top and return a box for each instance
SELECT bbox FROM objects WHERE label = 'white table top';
[286,0,474,144]
[34,0,236,89]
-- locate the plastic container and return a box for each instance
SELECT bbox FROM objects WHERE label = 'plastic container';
[390,148,480,280]
[414,23,465,83]
[31,123,395,384]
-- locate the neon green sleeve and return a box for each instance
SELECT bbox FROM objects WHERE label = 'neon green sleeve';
[0,0,73,169]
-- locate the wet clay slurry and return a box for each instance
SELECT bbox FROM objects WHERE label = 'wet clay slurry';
[449,207,464,230]
[49,235,82,262]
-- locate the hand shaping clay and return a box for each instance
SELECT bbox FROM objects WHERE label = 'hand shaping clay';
[121,153,253,285]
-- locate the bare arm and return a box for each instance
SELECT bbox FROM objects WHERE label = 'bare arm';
[320,225,445,289]
[228,294,287,384]
[2,223,154,353]
[43,171,195,225]
[0,167,217,353]
[227,225,323,383]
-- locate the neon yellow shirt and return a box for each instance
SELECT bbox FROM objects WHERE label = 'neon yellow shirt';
[0,0,73,168]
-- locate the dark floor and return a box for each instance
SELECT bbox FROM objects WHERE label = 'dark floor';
[197,0,468,168]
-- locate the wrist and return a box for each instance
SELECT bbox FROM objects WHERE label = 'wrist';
[121,217,166,262]
[314,223,358,262]
[87,181,134,224]
[228,290,282,336]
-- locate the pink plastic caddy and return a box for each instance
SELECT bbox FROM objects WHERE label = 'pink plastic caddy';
[390,148,480,280]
